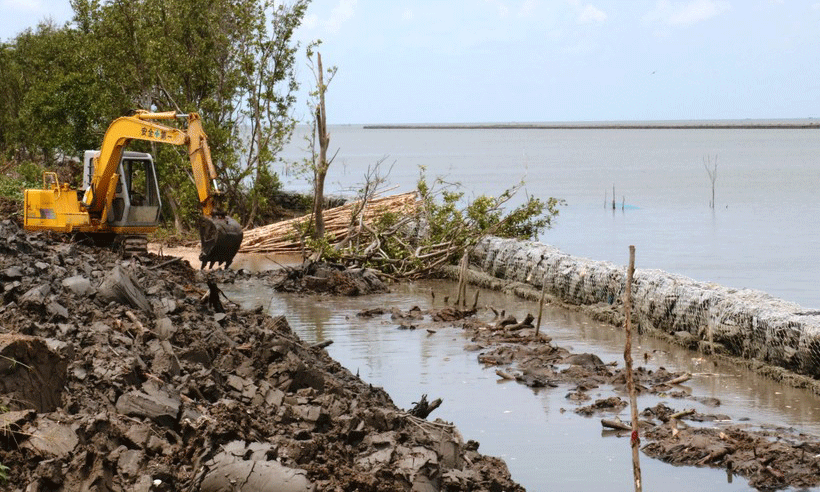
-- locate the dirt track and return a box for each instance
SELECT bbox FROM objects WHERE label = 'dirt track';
[0,220,523,491]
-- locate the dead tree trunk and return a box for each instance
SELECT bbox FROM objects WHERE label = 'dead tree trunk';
[704,155,718,209]
[313,52,330,240]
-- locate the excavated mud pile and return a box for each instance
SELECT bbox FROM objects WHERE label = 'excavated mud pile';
[0,219,522,492]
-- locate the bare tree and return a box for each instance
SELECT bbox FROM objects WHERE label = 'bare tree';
[307,49,338,239]
[703,155,718,209]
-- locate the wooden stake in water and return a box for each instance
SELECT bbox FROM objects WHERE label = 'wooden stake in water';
[455,252,469,308]
[535,275,547,337]
[624,245,642,492]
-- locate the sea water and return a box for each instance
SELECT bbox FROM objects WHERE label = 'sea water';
[280,122,820,307]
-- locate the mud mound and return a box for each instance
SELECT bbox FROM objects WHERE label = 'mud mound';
[263,260,388,296]
[0,219,522,491]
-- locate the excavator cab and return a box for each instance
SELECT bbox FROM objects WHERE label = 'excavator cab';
[83,150,162,229]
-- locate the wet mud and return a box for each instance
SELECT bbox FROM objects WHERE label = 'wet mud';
[0,220,522,492]
[362,304,820,491]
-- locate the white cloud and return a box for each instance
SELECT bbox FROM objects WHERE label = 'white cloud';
[324,0,356,34]
[402,8,414,21]
[644,0,730,27]
[577,4,607,24]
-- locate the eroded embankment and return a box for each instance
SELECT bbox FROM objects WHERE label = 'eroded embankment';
[463,236,820,388]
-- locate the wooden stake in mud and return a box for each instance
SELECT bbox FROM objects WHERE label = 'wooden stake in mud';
[455,252,469,308]
[624,245,642,492]
[535,275,547,337]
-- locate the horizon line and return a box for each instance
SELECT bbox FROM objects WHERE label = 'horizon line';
[360,118,820,130]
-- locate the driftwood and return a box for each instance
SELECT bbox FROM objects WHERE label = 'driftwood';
[602,418,633,431]
[664,373,692,386]
[669,409,695,420]
[409,394,442,419]
[506,313,535,331]
[495,369,515,380]
[601,419,655,431]
[495,313,535,331]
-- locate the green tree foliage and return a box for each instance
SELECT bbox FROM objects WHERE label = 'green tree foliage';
[0,22,100,161]
[0,0,309,229]
[315,168,565,279]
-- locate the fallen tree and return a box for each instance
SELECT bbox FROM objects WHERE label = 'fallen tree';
[241,171,565,280]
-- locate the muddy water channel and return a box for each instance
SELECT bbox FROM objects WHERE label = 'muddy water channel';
[222,277,820,491]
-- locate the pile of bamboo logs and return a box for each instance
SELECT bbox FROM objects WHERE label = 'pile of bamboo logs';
[239,191,420,255]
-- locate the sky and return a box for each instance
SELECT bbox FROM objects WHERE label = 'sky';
[2,0,820,124]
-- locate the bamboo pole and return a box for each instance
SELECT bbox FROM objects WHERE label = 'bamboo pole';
[624,245,642,492]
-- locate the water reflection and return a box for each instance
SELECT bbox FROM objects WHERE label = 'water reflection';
[222,278,820,491]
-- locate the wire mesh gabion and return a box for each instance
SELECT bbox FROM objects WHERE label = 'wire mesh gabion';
[472,236,820,380]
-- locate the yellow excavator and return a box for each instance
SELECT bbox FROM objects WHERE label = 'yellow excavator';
[23,110,243,268]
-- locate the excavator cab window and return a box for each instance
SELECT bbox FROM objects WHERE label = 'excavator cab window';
[122,158,158,207]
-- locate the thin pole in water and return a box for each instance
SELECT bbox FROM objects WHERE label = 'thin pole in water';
[624,245,642,492]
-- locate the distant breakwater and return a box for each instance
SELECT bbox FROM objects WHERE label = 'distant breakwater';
[364,121,820,130]
[459,236,820,386]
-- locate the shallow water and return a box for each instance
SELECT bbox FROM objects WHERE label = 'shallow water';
[223,277,820,491]
[279,124,820,307]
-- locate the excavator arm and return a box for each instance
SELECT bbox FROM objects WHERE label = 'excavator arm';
[83,110,242,268]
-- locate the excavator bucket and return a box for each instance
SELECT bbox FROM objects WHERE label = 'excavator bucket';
[199,214,243,269]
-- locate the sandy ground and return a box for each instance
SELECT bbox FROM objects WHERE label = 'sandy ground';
[148,244,301,272]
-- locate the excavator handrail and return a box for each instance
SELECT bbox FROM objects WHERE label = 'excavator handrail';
[42,172,61,199]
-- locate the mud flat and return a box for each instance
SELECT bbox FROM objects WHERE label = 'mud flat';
[466,236,820,388]
[0,220,522,492]
[401,235,820,490]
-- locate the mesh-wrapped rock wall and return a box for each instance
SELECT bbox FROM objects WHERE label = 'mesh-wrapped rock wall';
[472,236,820,379]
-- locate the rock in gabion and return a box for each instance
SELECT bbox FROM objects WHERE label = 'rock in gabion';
[472,236,820,379]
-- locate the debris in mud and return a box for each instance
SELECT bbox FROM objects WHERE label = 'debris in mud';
[0,220,523,491]
[372,298,820,491]
[641,412,820,491]
[576,397,628,416]
[409,394,443,419]
[266,260,388,295]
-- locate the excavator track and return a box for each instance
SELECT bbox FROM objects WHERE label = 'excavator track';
[117,235,148,257]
